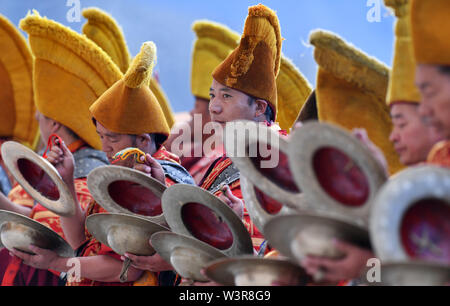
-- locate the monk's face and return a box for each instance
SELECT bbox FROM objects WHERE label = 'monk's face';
[189,97,211,142]
[208,79,266,126]
[416,65,450,139]
[389,103,444,166]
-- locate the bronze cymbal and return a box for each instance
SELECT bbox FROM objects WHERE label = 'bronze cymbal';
[370,166,450,263]
[264,213,370,262]
[204,255,310,286]
[288,122,387,226]
[151,231,227,282]
[0,209,74,257]
[1,141,77,217]
[87,165,167,225]
[162,183,253,256]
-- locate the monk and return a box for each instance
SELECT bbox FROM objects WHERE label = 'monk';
[411,0,450,167]
[0,12,111,286]
[9,39,193,286]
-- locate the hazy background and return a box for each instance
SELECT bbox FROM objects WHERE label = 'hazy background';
[1,0,396,113]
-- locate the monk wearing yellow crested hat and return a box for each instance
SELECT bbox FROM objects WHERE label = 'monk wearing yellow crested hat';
[386,0,443,166]
[126,5,311,280]
[410,0,450,167]
[81,7,176,130]
[165,20,240,184]
[0,11,112,286]
[10,21,194,285]
[0,14,38,196]
[0,13,39,284]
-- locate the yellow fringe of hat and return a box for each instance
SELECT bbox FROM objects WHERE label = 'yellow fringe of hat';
[277,56,312,131]
[385,0,421,106]
[82,7,131,74]
[20,10,123,150]
[0,14,38,148]
[191,20,240,101]
[212,4,282,118]
[90,41,170,139]
[411,0,450,66]
[82,7,175,129]
[310,30,404,175]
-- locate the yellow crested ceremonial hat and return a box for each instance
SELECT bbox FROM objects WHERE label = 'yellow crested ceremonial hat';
[89,41,170,140]
[310,30,403,175]
[276,56,312,131]
[20,11,122,150]
[212,4,282,119]
[82,7,175,129]
[82,7,130,74]
[0,14,38,148]
[191,20,240,101]
[385,0,421,106]
[411,0,450,66]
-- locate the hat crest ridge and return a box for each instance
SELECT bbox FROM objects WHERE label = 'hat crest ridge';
[124,41,156,89]
[228,4,282,86]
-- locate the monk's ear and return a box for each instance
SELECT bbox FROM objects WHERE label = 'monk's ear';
[136,133,152,148]
[254,99,268,118]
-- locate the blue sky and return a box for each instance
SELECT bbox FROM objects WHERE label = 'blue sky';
[2,0,396,113]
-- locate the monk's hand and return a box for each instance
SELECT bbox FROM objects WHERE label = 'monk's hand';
[121,247,173,273]
[301,239,375,284]
[45,139,75,187]
[133,154,166,186]
[352,128,389,177]
[218,185,244,219]
[9,245,61,271]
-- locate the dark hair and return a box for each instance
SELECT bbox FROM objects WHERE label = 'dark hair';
[247,96,274,122]
[438,65,450,76]
[129,133,166,150]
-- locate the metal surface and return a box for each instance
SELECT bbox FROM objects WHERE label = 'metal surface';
[288,122,387,227]
[204,256,310,286]
[370,166,450,263]
[1,141,77,217]
[151,231,227,282]
[0,210,74,257]
[380,261,450,286]
[264,213,370,262]
[224,120,304,210]
[85,213,168,256]
[87,165,167,225]
[162,184,253,257]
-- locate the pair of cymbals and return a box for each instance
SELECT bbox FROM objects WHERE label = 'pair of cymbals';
[368,166,450,286]
[151,184,254,282]
[224,121,308,237]
[226,122,386,262]
[84,165,171,282]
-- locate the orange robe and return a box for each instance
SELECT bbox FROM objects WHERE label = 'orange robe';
[427,140,450,168]
[67,146,179,286]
